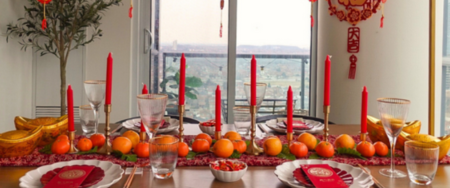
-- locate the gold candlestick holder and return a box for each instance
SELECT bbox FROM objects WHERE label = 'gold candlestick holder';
[178,105,185,142]
[360,132,367,143]
[245,105,263,155]
[68,131,78,154]
[323,105,330,142]
[286,131,294,146]
[98,104,112,155]
[215,131,222,140]
[140,131,147,142]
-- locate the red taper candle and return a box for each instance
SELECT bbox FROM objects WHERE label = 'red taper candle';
[251,55,257,106]
[105,53,113,105]
[67,85,74,132]
[140,84,148,132]
[361,86,368,133]
[215,85,221,131]
[324,55,331,106]
[179,53,186,105]
[287,86,293,133]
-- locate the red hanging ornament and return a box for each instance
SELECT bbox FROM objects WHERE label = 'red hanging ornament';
[38,0,52,30]
[347,27,360,53]
[348,54,357,79]
[219,0,224,38]
[310,0,316,28]
[129,0,133,18]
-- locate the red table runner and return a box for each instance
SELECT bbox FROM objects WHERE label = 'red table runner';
[1,135,449,167]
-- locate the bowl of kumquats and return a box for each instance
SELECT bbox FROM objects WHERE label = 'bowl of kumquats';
[209,160,247,182]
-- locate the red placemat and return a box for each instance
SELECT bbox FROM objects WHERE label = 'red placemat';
[0,135,449,167]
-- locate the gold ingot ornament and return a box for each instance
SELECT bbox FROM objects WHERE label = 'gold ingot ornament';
[15,115,68,146]
[367,115,421,151]
[0,126,44,158]
[405,133,450,161]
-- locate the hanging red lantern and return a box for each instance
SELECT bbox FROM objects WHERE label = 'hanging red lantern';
[38,0,52,30]
[129,0,133,18]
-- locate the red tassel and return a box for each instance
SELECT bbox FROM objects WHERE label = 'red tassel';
[311,15,314,27]
[380,16,384,28]
[41,19,47,30]
[129,7,133,18]
[220,23,223,38]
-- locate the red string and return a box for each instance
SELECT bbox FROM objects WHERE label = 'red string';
[41,18,47,30]
[220,23,223,38]
[129,7,133,18]
[380,16,384,28]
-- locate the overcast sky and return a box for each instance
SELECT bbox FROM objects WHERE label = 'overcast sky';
[160,0,311,49]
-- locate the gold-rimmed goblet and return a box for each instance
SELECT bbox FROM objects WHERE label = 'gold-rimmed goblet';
[137,94,168,139]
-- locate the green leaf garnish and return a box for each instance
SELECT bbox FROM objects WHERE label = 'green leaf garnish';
[77,146,98,155]
[111,150,137,162]
[337,147,367,160]
[386,149,402,158]
[245,140,251,146]
[39,143,53,154]
[186,151,197,160]
[308,153,321,159]
[212,139,217,146]
[229,150,242,159]
[276,144,296,160]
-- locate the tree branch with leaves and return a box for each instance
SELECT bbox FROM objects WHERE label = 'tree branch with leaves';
[6,0,121,115]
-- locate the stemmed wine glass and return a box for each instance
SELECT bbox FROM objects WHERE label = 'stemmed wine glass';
[137,94,168,139]
[377,98,410,178]
[84,80,106,134]
[244,82,267,111]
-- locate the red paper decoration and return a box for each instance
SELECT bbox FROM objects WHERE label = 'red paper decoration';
[347,27,360,53]
[219,0,224,38]
[348,54,357,79]
[129,0,133,18]
[38,0,52,30]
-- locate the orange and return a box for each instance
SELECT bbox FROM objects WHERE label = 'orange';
[289,141,308,158]
[134,142,150,158]
[77,138,93,151]
[223,131,242,142]
[56,134,69,141]
[357,141,375,158]
[195,133,213,146]
[334,134,355,149]
[297,133,318,150]
[192,139,210,153]
[316,141,335,158]
[263,137,282,156]
[232,140,247,154]
[178,142,189,157]
[51,139,70,154]
[90,133,105,148]
[122,130,140,148]
[112,136,133,154]
[373,141,389,157]
[212,139,234,158]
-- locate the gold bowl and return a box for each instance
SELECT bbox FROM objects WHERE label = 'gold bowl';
[15,115,68,146]
[367,115,421,151]
[0,126,44,158]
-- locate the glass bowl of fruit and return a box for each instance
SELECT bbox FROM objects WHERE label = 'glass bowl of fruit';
[209,160,247,182]
[199,120,221,135]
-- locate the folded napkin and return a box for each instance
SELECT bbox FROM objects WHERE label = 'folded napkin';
[277,120,313,130]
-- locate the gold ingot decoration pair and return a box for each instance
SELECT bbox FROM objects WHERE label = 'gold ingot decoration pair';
[15,115,68,146]
[367,115,450,160]
[0,126,44,158]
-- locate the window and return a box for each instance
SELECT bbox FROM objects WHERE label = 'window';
[149,0,313,122]
[442,0,450,136]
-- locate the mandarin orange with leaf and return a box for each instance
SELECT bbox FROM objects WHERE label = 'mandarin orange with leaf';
[232,140,247,154]
[334,134,355,149]
[122,130,140,148]
[223,131,242,141]
[212,139,234,158]
[315,141,335,158]
[263,137,282,156]
[77,138,93,151]
[373,141,389,157]
[192,139,210,153]
[90,133,105,148]
[178,142,190,157]
[56,134,69,141]
[297,133,317,150]
[195,133,213,146]
[289,141,308,158]
[51,139,70,154]
[357,141,375,158]
[134,142,150,158]
[112,136,133,154]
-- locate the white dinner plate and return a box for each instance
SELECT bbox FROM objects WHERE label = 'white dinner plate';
[19,160,124,188]
[122,117,179,134]
[265,119,324,134]
[274,160,374,188]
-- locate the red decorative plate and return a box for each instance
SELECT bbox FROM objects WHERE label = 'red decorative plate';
[40,165,105,188]
[293,167,354,187]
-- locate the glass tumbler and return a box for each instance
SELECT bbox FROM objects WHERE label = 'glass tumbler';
[405,141,439,185]
[233,106,251,136]
[79,105,96,136]
[150,135,179,179]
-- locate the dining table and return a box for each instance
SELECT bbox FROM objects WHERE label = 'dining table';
[2,122,449,188]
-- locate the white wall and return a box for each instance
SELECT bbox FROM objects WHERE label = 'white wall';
[317,0,430,134]
[85,4,132,123]
[0,1,33,133]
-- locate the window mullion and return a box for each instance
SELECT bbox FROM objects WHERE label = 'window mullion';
[227,0,238,123]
